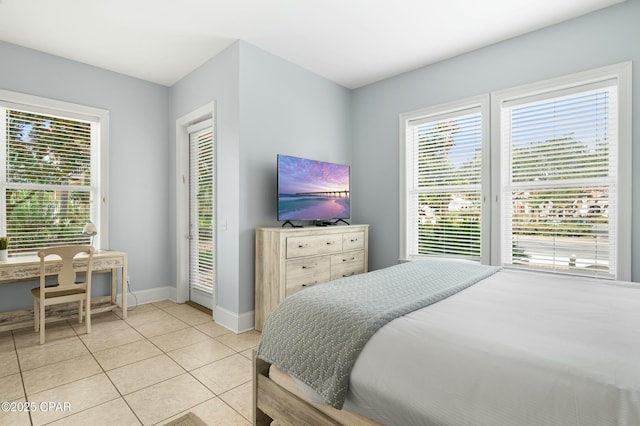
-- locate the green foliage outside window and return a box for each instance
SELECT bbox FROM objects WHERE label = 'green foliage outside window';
[4,110,92,254]
[416,120,609,261]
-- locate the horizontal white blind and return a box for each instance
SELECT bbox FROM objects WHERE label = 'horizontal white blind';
[407,108,482,259]
[189,126,215,293]
[3,109,94,255]
[501,85,617,278]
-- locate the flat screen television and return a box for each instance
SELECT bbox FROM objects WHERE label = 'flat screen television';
[277,154,350,223]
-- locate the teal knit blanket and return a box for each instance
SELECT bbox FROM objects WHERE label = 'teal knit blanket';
[257,258,500,409]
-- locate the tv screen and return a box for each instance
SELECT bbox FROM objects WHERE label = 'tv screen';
[277,154,350,221]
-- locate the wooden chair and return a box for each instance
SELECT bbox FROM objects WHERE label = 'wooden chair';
[32,245,95,344]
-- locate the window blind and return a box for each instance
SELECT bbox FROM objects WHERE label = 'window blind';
[188,124,215,294]
[406,108,483,259]
[2,108,94,254]
[501,84,617,278]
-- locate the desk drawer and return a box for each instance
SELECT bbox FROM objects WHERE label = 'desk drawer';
[285,256,331,297]
[330,250,365,280]
[286,234,342,258]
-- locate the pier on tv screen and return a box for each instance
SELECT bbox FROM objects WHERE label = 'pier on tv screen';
[277,155,350,221]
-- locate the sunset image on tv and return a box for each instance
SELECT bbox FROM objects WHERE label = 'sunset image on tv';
[278,155,350,221]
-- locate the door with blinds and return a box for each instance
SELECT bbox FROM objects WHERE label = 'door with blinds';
[188,120,215,310]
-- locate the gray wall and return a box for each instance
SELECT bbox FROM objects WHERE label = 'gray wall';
[351,0,640,282]
[169,42,241,317]
[0,41,171,310]
[238,42,352,313]
[170,41,352,318]
[0,39,351,321]
[0,0,637,316]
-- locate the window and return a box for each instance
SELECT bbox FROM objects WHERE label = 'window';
[493,63,631,280]
[400,95,490,262]
[188,119,216,309]
[401,62,631,281]
[0,90,108,256]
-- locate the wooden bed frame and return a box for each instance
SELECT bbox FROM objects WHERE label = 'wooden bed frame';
[253,354,341,425]
[253,350,382,426]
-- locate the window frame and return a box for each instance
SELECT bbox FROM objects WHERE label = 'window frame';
[399,62,631,281]
[491,62,632,281]
[399,94,491,264]
[0,89,109,253]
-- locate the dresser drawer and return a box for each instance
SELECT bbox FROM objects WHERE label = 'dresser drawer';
[330,250,365,280]
[285,256,331,297]
[342,231,365,251]
[255,225,369,331]
[286,234,342,258]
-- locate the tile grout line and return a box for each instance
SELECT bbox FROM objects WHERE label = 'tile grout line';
[152,303,238,425]
[149,302,254,425]
[74,318,145,426]
[32,318,126,425]
[8,302,257,426]
[19,312,148,425]
[110,302,228,424]
[18,319,105,426]
[11,326,33,426]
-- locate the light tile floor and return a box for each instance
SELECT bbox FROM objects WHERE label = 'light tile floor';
[0,301,260,426]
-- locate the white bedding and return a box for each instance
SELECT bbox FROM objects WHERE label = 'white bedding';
[299,268,640,425]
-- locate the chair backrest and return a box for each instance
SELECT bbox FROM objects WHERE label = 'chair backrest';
[37,245,95,292]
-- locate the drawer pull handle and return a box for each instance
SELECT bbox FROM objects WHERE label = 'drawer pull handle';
[302,264,317,269]
[302,281,318,287]
[350,238,358,242]
[298,244,309,248]
[342,257,356,262]
[343,272,356,278]
[326,241,336,245]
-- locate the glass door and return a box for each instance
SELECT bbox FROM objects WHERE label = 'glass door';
[188,121,215,310]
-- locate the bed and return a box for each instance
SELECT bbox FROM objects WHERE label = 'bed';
[253,258,640,426]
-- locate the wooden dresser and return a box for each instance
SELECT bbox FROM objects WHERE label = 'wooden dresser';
[254,224,369,331]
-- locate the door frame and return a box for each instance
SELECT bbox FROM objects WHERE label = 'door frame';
[175,102,216,307]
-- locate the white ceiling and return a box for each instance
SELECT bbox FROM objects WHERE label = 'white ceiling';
[0,0,623,89]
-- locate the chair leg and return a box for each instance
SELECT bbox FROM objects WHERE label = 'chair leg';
[34,298,39,332]
[78,300,83,324]
[85,295,91,335]
[39,301,46,345]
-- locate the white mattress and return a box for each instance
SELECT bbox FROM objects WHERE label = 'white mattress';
[298,268,640,425]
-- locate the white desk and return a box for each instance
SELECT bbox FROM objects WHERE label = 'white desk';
[0,250,128,319]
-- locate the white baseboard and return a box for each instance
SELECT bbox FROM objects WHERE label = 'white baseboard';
[116,286,176,308]
[116,286,255,334]
[214,306,255,334]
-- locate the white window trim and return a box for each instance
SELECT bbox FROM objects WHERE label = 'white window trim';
[490,62,632,280]
[399,94,490,263]
[0,89,110,249]
[399,62,631,281]
[175,102,216,304]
